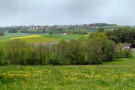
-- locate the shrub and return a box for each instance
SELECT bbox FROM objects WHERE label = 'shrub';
[0,32,4,36]
[8,28,18,33]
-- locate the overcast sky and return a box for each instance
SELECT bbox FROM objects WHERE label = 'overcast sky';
[0,0,135,26]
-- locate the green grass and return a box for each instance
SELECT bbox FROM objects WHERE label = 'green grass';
[1,57,135,89]
[0,32,87,46]
[1,32,135,89]
[43,34,88,41]
[103,25,122,31]
[0,32,43,42]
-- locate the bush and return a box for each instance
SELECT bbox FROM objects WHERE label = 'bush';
[71,30,88,34]
[124,50,132,58]
[8,29,18,33]
[0,32,4,36]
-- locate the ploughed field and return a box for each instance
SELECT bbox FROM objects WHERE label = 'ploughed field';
[0,57,135,89]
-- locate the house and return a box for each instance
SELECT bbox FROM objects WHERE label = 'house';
[122,43,135,51]
[62,33,68,35]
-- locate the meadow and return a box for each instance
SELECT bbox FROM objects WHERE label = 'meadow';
[1,31,135,89]
[0,57,135,90]
[0,31,46,42]
[0,32,87,46]
[43,34,87,41]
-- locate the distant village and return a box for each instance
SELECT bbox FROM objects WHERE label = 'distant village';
[0,23,117,35]
[8,24,101,30]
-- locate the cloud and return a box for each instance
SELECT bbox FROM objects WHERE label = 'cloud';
[0,0,135,26]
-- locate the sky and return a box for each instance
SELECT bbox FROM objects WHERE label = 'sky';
[0,0,135,26]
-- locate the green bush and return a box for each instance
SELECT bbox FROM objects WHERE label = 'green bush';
[0,32,4,36]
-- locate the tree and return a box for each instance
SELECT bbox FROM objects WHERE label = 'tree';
[8,28,18,33]
[0,32,4,36]
[85,38,103,64]
[97,28,104,33]
[102,40,116,62]
[4,40,30,65]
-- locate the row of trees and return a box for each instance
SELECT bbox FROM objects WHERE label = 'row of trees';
[71,30,88,34]
[0,33,118,65]
[8,27,22,33]
[20,28,46,34]
[106,27,135,43]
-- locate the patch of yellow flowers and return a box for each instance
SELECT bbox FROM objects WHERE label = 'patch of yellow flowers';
[11,35,40,40]
[1,66,135,89]
[85,35,89,37]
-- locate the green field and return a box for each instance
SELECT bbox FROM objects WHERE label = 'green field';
[43,34,87,41]
[0,32,87,46]
[0,32,46,42]
[0,56,135,89]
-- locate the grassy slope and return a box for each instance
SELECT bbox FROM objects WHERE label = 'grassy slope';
[0,57,135,89]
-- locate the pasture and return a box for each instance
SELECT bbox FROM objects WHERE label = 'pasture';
[0,32,45,42]
[0,57,135,89]
[0,32,87,46]
[43,34,87,41]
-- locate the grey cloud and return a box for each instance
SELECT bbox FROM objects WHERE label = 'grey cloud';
[0,0,135,26]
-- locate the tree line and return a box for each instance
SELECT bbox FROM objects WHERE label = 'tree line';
[20,28,46,34]
[106,27,135,44]
[0,32,131,66]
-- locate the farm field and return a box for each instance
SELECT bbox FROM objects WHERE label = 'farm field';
[0,32,87,46]
[11,35,61,44]
[0,32,87,42]
[43,34,87,41]
[0,57,135,89]
[0,32,46,42]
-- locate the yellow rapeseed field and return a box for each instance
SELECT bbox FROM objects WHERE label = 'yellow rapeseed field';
[10,35,61,43]
[85,35,89,37]
[11,35,40,40]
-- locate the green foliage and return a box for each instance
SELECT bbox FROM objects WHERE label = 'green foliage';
[47,28,65,34]
[71,30,88,34]
[102,40,116,62]
[8,28,18,33]
[97,28,104,33]
[0,47,2,65]
[89,32,97,39]
[85,39,103,64]
[4,40,30,65]
[20,28,43,34]
[0,32,4,36]
[115,43,132,58]
[0,33,117,65]
[1,32,131,65]
[106,27,135,43]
